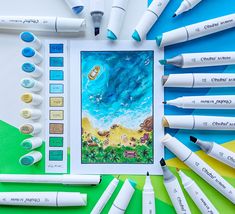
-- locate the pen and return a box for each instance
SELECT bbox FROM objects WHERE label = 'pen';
[173,0,202,17]
[190,136,235,168]
[159,52,235,68]
[163,95,235,109]
[142,172,156,214]
[162,73,235,88]
[177,169,219,214]
[0,16,85,33]
[163,115,235,130]
[0,174,101,185]
[132,0,170,42]
[91,177,119,214]
[161,134,235,204]
[156,13,235,47]
[0,192,87,207]
[90,0,104,36]
[160,159,191,214]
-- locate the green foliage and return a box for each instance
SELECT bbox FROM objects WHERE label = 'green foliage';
[81,131,153,164]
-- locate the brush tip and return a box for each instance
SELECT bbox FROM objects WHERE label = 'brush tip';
[160,158,166,166]
[162,101,167,104]
[173,14,177,18]
[147,171,149,176]
[190,136,197,143]
[176,167,180,172]
[159,59,167,65]
[95,28,100,36]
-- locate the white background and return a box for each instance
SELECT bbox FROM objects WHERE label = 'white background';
[0,0,147,127]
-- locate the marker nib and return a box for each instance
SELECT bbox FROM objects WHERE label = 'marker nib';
[95,28,100,36]
[147,171,149,176]
[159,59,167,65]
[162,101,167,104]
[190,136,197,143]
[176,167,180,172]
[160,158,166,166]
[173,14,177,18]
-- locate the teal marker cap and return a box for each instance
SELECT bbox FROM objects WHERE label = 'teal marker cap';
[156,35,162,47]
[22,63,35,73]
[128,179,137,188]
[132,30,141,42]
[20,156,34,166]
[21,140,33,150]
[107,30,117,40]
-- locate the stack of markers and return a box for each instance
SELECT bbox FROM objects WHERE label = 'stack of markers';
[19,32,44,166]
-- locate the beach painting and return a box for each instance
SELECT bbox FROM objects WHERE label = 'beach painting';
[81,50,154,164]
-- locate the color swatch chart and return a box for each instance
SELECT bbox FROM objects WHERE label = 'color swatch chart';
[44,40,68,173]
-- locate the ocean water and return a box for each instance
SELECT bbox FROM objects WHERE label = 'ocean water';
[81,51,153,130]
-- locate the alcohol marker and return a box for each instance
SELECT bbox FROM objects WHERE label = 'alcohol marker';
[0,16,86,33]
[159,52,235,68]
[163,95,235,109]
[156,13,235,47]
[91,177,119,214]
[132,0,170,42]
[109,178,136,213]
[142,172,156,214]
[20,32,42,50]
[190,136,235,168]
[19,151,42,166]
[21,137,43,150]
[163,115,235,130]
[19,123,42,135]
[160,159,191,214]
[161,134,235,204]
[22,62,43,78]
[162,73,235,88]
[173,0,202,17]
[90,0,104,36]
[0,192,87,207]
[21,93,43,106]
[177,169,219,214]
[65,0,84,14]
[20,108,42,120]
[22,47,43,64]
[21,78,43,92]
[107,0,129,40]
[0,174,101,185]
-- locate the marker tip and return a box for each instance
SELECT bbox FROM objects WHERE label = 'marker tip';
[190,136,197,143]
[159,59,167,65]
[162,101,167,104]
[160,158,166,166]
[147,171,149,176]
[173,14,177,18]
[176,167,180,172]
[95,28,100,36]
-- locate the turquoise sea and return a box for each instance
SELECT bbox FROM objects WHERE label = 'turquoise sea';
[81,51,154,129]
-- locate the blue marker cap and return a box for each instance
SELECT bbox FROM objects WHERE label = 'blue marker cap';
[156,35,162,47]
[128,179,137,188]
[132,30,141,42]
[72,6,84,14]
[20,32,35,43]
[21,78,35,88]
[22,63,35,73]
[107,30,117,40]
[22,47,35,57]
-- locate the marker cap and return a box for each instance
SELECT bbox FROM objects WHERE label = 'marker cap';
[22,47,43,64]
[163,74,194,87]
[20,108,42,120]
[21,137,43,150]
[56,17,86,32]
[20,78,43,92]
[65,0,84,14]
[20,32,42,50]
[161,134,192,161]
[19,123,42,135]
[22,63,43,78]
[19,151,42,166]
[57,192,87,206]
[163,115,194,129]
